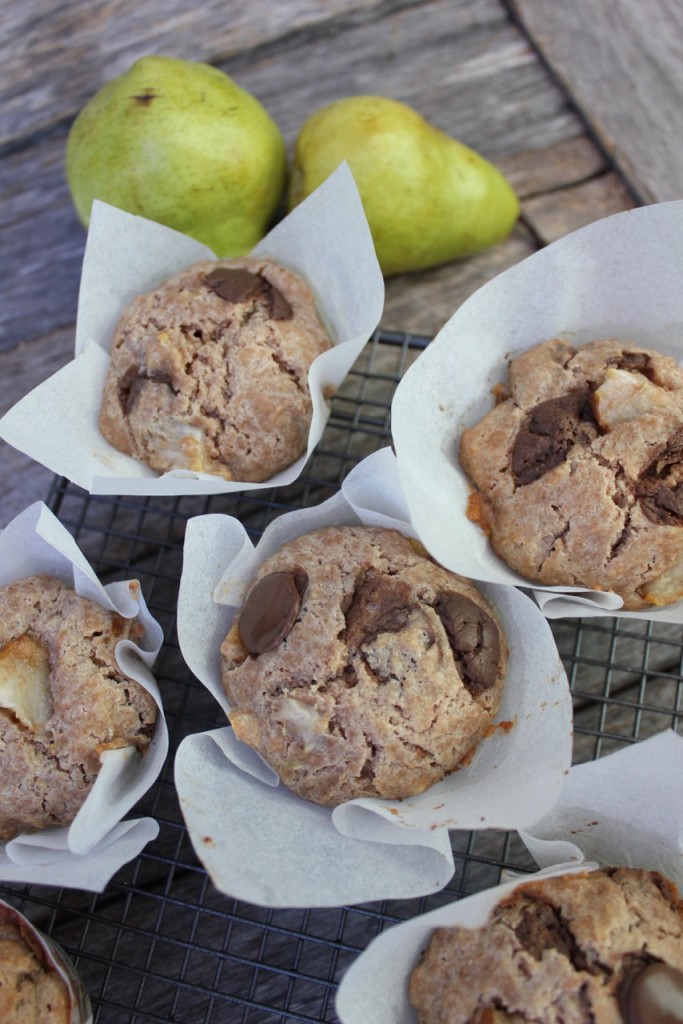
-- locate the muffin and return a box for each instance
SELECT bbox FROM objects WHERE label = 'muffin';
[409,866,683,1024]
[220,525,508,806]
[0,900,92,1022]
[0,574,158,840]
[460,338,683,610]
[99,255,333,482]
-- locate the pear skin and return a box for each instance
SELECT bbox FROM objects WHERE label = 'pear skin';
[66,56,287,256]
[289,96,520,275]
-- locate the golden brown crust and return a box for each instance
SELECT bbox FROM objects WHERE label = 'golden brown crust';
[460,338,683,609]
[0,574,157,840]
[221,525,507,806]
[99,256,332,482]
[409,867,683,1024]
[0,907,71,1023]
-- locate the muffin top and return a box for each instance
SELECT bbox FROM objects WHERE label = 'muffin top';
[0,903,81,1023]
[99,256,333,483]
[409,866,683,1024]
[0,574,157,840]
[460,338,683,609]
[220,525,507,806]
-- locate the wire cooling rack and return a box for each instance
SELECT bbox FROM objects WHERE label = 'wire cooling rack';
[1,329,682,1023]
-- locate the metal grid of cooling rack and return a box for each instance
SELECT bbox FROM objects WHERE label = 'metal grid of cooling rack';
[1,328,682,1023]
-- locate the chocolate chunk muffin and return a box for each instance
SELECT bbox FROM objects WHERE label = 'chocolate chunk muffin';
[99,256,333,482]
[460,338,683,609]
[220,525,507,806]
[0,901,91,1022]
[0,574,158,840]
[409,866,683,1024]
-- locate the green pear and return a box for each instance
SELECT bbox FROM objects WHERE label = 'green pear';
[289,95,520,276]
[66,56,287,256]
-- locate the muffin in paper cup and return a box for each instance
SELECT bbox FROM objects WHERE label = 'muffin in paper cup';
[392,201,683,621]
[0,502,168,891]
[175,447,572,908]
[0,898,93,1022]
[0,162,384,496]
[336,730,683,1024]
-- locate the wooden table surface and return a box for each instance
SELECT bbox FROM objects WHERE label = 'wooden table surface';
[1,3,683,1022]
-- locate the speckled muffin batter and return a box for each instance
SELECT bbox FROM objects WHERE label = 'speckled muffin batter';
[0,902,88,1023]
[220,525,507,806]
[0,574,158,840]
[99,256,333,482]
[409,866,683,1024]
[460,338,683,609]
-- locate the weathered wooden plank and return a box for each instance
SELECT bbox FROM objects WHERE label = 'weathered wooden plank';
[510,0,683,203]
[1,0,509,147]
[0,328,73,526]
[522,171,636,245]
[0,1,580,351]
[0,0,385,146]
[225,3,578,158]
[499,135,608,197]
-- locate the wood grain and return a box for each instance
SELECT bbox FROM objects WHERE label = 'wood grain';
[509,0,683,204]
[0,0,581,352]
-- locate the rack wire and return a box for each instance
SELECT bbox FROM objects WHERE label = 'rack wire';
[1,329,682,1023]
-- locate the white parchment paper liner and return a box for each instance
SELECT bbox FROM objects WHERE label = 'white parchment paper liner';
[336,729,683,1024]
[0,501,168,891]
[174,446,572,908]
[392,201,683,621]
[0,162,384,496]
[0,897,93,1023]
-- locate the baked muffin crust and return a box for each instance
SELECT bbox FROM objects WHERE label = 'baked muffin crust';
[99,256,333,482]
[220,525,507,806]
[0,903,77,1023]
[409,867,683,1024]
[0,574,157,840]
[460,338,683,609]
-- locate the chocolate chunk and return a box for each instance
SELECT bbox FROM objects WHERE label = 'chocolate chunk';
[267,283,293,321]
[204,267,292,320]
[118,365,142,414]
[644,430,683,476]
[238,571,307,655]
[436,592,501,696]
[204,267,264,303]
[613,351,655,380]
[512,898,591,971]
[637,481,683,525]
[345,573,412,646]
[623,962,683,1024]
[118,366,174,414]
[637,428,683,525]
[512,389,597,486]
